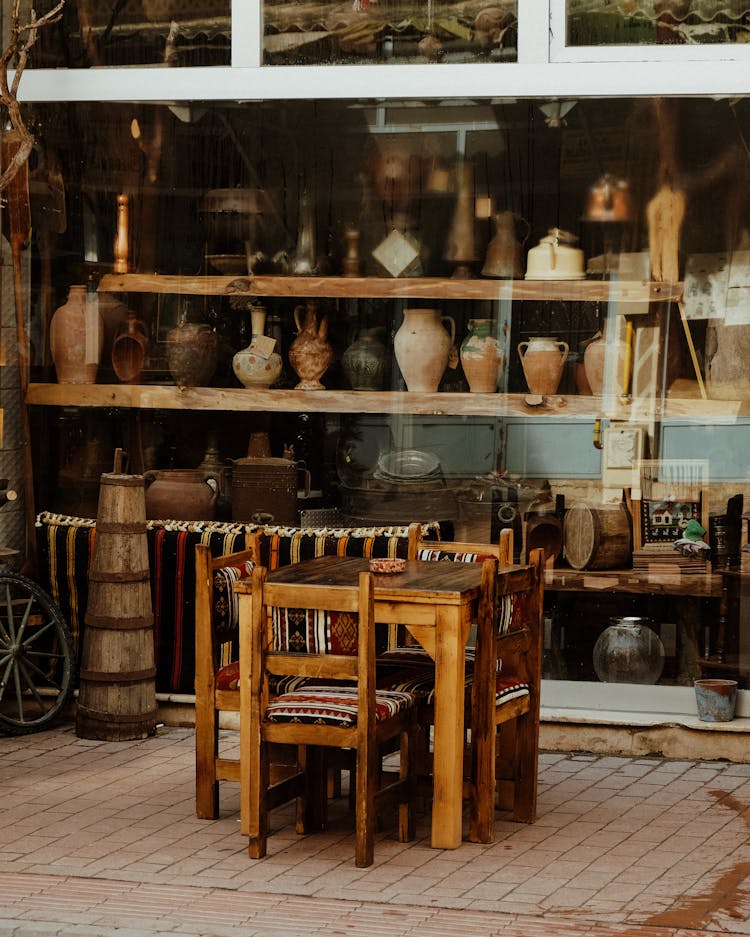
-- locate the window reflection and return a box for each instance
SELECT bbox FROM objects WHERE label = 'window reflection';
[29,0,231,67]
[567,1,750,46]
[263,0,517,64]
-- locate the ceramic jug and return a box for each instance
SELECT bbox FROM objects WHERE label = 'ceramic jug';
[518,336,569,396]
[460,319,504,393]
[583,324,626,397]
[50,285,104,384]
[288,300,334,390]
[233,305,283,388]
[394,308,455,392]
[481,211,529,279]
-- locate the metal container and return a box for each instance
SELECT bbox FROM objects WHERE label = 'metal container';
[694,679,738,722]
[231,457,310,526]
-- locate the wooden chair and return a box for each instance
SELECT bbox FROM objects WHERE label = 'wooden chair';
[394,522,543,841]
[239,566,418,867]
[194,537,261,819]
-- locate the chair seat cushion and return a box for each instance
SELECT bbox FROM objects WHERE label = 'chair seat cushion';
[265,685,416,728]
[214,661,349,696]
[377,659,529,708]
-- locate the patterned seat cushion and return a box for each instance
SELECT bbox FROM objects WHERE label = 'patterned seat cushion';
[215,661,351,696]
[379,666,529,707]
[264,685,416,728]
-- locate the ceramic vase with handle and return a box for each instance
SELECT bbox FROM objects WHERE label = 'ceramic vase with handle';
[288,299,334,390]
[460,318,504,393]
[341,327,388,390]
[518,336,569,396]
[394,308,455,392]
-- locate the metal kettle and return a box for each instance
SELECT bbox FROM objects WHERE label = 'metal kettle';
[583,174,633,223]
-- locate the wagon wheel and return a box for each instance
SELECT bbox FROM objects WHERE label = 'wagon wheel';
[0,572,74,734]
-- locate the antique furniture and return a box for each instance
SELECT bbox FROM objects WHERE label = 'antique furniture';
[239,566,418,867]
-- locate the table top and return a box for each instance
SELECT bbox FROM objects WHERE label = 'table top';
[234,555,484,605]
[546,567,724,598]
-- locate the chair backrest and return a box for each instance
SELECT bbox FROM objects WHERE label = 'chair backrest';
[407,521,513,566]
[248,566,377,734]
[195,535,261,673]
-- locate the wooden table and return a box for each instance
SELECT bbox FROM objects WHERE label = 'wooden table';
[235,554,484,849]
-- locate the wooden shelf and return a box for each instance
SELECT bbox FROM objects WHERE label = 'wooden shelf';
[26,384,604,417]
[97,272,683,304]
[26,382,748,418]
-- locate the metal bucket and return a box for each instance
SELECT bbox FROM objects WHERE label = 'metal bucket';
[231,457,310,525]
[694,679,738,722]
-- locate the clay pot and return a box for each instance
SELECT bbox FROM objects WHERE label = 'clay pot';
[460,319,504,393]
[233,306,283,388]
[166,316,220,387]
[50,285,103,384]
[394,308,455,392]
[144,469,218,521]
[481,211,528,279]
[518,336,569,396]
[341,327,389,390]
[288,300,334,390]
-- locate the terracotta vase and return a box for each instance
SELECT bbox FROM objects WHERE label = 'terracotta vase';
[517,336,569,396]
[443,160,479,278]
[288,300,334,390]
[583,324,626,397]
[49,285,104,384]
[144,468,218,521]
[166,308,220,387]
[460,319,504,393]
[233,306,283,388]
[393,308,455,392]
[341,327,388,390]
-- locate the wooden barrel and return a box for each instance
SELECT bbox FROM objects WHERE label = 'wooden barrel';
[76,472,156,741]
[563,502,632,570]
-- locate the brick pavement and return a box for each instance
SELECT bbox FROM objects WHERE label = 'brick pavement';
[1,724,749,936]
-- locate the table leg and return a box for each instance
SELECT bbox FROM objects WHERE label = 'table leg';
[430,606,466,849]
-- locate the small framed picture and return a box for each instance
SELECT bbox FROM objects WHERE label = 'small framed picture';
[603,425,645,471]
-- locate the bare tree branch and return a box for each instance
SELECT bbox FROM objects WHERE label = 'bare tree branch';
[0,0,65,193]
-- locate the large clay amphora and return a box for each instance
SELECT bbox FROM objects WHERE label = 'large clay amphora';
[394,308,455,392]
[50,285,103,384]
[144,468,218,520]
[518,336,569,396]
[460,318,504,393]
[288,300,334,390]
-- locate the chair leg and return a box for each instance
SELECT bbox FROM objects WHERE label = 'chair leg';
[511,712,537,823]
[398,715,416,843]
[469,715,497,845]
[195,704,219,819]
[355,739,377,868]
[301,745,328,833]
[248,739,270,859]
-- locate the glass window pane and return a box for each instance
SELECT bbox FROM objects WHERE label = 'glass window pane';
[263,0,517,63]
[23,0,231,67]
[567,1,750,47]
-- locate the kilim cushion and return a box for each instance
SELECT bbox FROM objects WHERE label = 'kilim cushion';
[417,547,496,564]
[212,561,254,641]
[271,606,359,655]
[378,666,528,708]
[214,661,351,695]
[265,685,416,727]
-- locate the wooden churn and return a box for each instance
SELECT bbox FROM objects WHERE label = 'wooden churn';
[76,460,156,740]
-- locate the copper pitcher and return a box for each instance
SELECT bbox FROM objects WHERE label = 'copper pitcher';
[583,174,633,223]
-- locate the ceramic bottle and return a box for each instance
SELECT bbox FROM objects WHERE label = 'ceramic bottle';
[233,305,283,388]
